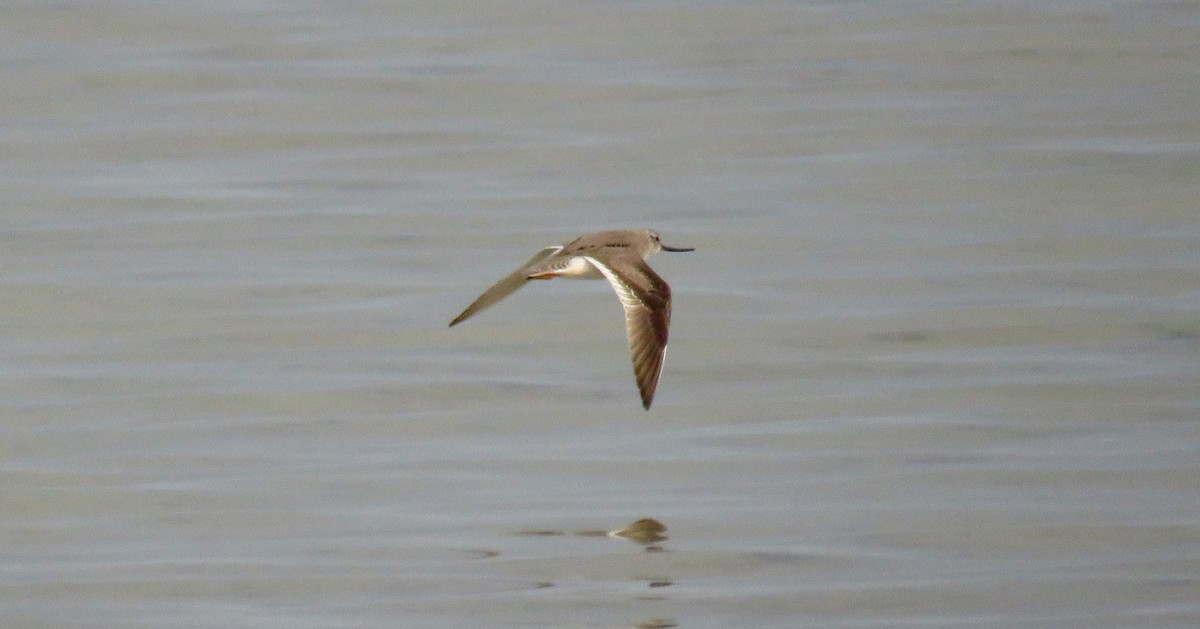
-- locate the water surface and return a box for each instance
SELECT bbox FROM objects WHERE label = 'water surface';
[2,2,1198,627]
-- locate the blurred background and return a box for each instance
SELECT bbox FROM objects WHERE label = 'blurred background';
[2,1,1197,627]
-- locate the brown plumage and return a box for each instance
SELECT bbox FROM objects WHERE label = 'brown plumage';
[449,229,693,409]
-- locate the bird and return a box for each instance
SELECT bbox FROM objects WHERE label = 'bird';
[449,229,693,409]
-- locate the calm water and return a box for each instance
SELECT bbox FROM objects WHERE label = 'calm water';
[3,2,1198,627]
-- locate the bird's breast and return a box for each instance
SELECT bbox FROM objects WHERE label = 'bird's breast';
[550,256,606,279]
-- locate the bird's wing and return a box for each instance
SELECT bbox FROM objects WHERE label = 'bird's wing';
[582,254,672,409]
[449,246,562,327]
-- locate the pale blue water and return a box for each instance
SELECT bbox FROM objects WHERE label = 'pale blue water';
[2,2,1198,627]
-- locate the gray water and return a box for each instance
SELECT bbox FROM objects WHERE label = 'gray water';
[3,2,1198,627]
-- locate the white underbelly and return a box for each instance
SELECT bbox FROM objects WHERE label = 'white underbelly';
[555,256,605,279]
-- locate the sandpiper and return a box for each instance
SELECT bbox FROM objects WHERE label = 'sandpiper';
[449,229,693,409]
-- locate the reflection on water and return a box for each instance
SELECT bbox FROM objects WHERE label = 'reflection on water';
[2,1,1198,628]
[517,517,668,548]
[608,518,668,545]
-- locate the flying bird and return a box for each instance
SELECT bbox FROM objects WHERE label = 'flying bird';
[449,229,693,409]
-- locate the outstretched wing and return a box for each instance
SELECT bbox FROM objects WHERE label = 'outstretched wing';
[449,246,561,327]
[582,254,672,409]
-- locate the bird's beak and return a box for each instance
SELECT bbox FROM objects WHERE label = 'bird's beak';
[661,244,695,252]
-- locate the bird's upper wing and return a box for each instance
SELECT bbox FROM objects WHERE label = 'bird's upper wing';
[449,246,562,327]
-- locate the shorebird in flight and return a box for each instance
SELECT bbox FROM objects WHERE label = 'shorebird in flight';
[449,229,693,409]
